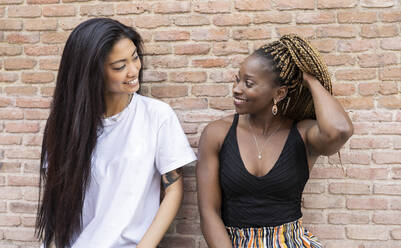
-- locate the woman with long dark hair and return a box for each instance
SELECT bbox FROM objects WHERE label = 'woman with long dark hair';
[36,18,196,248]
[197,34,353,247]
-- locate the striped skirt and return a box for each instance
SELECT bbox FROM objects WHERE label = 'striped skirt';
[226,219,322,248]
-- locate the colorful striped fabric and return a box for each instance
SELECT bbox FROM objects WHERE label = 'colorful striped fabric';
[226,219,322,248]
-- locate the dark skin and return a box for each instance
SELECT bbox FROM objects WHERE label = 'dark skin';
[196,54,354,248]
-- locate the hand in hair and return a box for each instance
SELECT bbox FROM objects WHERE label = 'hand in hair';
[302,71,319,88]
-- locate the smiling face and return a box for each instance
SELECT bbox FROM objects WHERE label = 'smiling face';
[233,54,287,115]
[104,37,142,96]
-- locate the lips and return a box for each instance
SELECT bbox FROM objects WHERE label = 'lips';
[233,96,248,106]
[123,78,139,86]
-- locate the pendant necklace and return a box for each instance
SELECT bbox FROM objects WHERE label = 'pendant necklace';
[247,116,282,160]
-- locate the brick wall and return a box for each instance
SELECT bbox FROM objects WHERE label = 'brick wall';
[1,0,401,247]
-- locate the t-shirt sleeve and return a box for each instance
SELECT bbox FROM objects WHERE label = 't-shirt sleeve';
[155,108,197,175]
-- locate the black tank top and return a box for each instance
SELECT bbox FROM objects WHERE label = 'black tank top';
[219,114,309,228]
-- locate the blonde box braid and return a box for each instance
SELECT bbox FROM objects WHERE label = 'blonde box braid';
[256,34,332,121]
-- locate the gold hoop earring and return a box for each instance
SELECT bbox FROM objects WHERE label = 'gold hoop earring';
[272,99,278,116]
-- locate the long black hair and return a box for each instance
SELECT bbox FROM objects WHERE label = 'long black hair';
[35,18,143,248]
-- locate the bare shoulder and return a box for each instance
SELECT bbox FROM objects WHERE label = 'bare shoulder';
[200,114,235,151]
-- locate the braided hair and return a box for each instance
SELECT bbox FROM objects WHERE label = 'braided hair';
[254,34,332,121]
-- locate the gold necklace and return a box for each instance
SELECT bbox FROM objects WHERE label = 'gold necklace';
[247,116,282,160]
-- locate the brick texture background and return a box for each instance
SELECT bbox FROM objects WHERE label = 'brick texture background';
[1,0,401,247]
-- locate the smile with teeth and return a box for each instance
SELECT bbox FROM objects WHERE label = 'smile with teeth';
[234,97,248,105]
[123,78,138,85]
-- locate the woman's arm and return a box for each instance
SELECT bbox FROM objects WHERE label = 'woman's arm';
[137,168,184,248]
[300,72,354,157]
[196,122,233,248]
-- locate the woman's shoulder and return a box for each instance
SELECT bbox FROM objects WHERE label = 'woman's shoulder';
[200,114,235,147]
[136,94,175,118]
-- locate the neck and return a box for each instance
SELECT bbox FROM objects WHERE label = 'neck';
[104,93,132,118]
[248,111,282,135]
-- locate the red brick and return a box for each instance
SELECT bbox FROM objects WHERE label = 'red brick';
[391,228,401,239]
[374,184,401,195]
[310,167,345,179]
[182,124,199,135]
[4,122,39,133]
[380,11,401,22]
[271,0,314,10]
[170,98,208,110]
[253,12,292,24]
[23,134,43,146]
[4,58,36,70]
[372,123,401,135]
[159,236,195,248]
[338,39,378,52]
[328,212,370,224]
[0,215,20,226]
[16,97,51,108]
[213,14,251,26]
[304,182,325,194]
[5,148,41,159]
[381,37,401,50]
[0,97,13,107]
[338,97,374,110]
[191,28,229,41]
[302,210,324,224]
[212,42,249,55]
[0,72,18,83]
[392,168,401,179]
[276,26,315,38]
[310,39,336,52]
[328,151,370,165]
[24,19,58,31]
[151,86,188,98]
[192,85,229,97]
[346,226,388,240]
[153,2,190,14]
[193,1,231,13]
[182,112,223,123]
[145,56,188,69]
[0,135,21,145]
[0,108,24,120]
[352,110,392,122]
[346,168,389,180]
[332,83,355,96]
[338,11,377,23]
[24,109,50,120]
[322,54,355,66]
[361,0,395,7]
[80,4,114,16]
[358,53,397,68]
[336,69,376,81]
[116,3,148,15]
[4,86,37,96]
[154,30,189,41]
[296,12,335,24]
[8,6,41,17]
[21,72,54,84]
[378,96,401,109]
[176,222,202,235]
[235,0,271,10]
[350,137,391,149]
[6,33,40,44]
[347,197,388,210]
[303,195,345,209]
[306,225,345,239]
[0,0,23,3]
[317,26,357,38]
[39,58,59,71]
[174,44,210,55]
[373,151,401,164]
[192,58,229,68]
[380,67,401,80]
[133,15,171,29]
[233,27,270,40]
[21,216,36,227]
[43,5,76,17]
[170,72,206,83]
[0,162,21,173]
[0,44,22,56]
[144,44,172,55]
[24,45,59,56]
[8,175,39,187]
[27,0,58,3]
[174,15,210,26]
[4,228,37,241]
[0,19,22,31]
[41,31,70,44]
[209,97,234,110]
[379,82,398,95]
[358,82,379,96]
[318,0,357,8]
[361,24,398,38]
[329,183,371,194]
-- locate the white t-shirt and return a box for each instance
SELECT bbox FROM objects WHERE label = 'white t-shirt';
[69,93,196,247]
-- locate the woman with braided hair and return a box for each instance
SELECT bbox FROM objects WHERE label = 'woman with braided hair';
[196,34,353,247]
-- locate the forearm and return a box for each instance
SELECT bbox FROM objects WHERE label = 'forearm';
[307,78,353,139]
[200,211,232,248]
[137,179,183,248]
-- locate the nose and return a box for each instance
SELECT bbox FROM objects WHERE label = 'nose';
[127,61,140,78]
[232,80,243,95]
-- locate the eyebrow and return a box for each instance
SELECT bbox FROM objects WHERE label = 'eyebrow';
[109,49,137,65]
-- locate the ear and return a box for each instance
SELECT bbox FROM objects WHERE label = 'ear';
[274,86,288,103]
